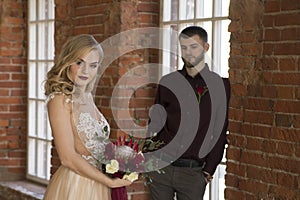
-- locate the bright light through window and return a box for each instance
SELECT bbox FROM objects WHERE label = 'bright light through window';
[27,0,54,184]
[161,0,230,78]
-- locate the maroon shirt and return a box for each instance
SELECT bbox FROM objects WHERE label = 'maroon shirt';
[148,64,230,175]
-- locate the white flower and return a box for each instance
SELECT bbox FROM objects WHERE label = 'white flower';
[122,172,139,182]
[106,159,119,174]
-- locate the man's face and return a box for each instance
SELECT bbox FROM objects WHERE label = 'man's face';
[179,35,209,68]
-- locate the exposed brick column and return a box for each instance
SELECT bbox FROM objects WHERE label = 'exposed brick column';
[0,0,27,181]
[226,0,300,199]
[53,0,159,199]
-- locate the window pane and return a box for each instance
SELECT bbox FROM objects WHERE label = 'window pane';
[38,23,46,60]
[28,100,37,136]
[196,0,212,18]
[214,20,230,77]
[37,62,47,99]
[46,142,51,179]
[27,138,36,175]
[162,25,178,72]
[179,0,194,20]
[38,0,46,20]
[37,140,47,178]
[48,0,55,19]
[29,24,37,60]
[163,0,179,21]
[215,0,230,17]
[48,22,55,59]
[37,101,47,138]
[28,62,37,98]
[29,0,36,21]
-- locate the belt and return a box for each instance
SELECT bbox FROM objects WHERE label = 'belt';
[171,159,205,168]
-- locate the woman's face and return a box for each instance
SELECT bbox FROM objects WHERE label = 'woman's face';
[69,50,100,89]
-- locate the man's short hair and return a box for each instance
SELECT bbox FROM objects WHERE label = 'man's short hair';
[179,26,208,43]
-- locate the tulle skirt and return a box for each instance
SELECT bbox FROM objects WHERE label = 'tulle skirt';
[43,166,111,200]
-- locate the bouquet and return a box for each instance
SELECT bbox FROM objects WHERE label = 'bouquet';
[98,135,163,200]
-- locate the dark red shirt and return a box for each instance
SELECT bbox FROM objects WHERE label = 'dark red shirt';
[148,64,230,175]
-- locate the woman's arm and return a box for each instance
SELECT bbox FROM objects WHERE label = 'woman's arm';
[47,95,131,188]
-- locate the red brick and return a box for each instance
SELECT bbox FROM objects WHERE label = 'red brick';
[246,137,263,151]
[262,43,274,55]
[240,151,267,167]
[277,141,295,156]
[137,3,159,13]
[244,110,274,125]
[225,174,239,188]
[247,165,277,184]
[226,162,246,177]
[281,27,298,41]
[275,13,300,26]
[244,98,273,111]
[263,15,274,27]
[0,120,9,126]
[75,5,107,17]
[269,185,299,199]
[264,28,280,41]
[262,85,277,98]
[275,113,293,127]
[274,42,300,55]
[274,100,300,113]
[279,57,298,71]
[239,179,268,194]
[261,56,278,70]
[131,193,151,200]
[272,73,300,85]
[281,0,300,11]
[264,1,281,13]
[294,115,300,128]
[276,86,294,99]
[0,97,22,104]
[225,188,245,200]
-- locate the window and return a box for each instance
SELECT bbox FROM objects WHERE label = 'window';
[160,0,230,199]
[161,0,230,78]
[27,0,55,184]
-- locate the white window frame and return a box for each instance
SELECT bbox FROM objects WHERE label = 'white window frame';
[27,0,55,184]
[160,0,230,199]
[160,0,230,78]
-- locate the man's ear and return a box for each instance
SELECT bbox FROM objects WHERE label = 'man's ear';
[204,43,210,52]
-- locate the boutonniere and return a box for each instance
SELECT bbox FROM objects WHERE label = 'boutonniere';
[196,86,208,104]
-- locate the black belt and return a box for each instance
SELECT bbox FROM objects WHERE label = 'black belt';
[171,159,205,168]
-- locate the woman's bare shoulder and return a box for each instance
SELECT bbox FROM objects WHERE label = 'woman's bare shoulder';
[46,92,72,111]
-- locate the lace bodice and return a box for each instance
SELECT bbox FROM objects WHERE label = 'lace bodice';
[46,92,110,169]
[76,112,110,164]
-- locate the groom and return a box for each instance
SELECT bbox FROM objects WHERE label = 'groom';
[147,26,231,200]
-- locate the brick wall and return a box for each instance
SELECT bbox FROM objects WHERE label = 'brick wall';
[226,0,300,199]
[0,0,27,181]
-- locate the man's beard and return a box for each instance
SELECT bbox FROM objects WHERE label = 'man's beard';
[182,53,205,68]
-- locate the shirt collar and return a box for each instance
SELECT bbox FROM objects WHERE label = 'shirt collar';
[179,63,209,80]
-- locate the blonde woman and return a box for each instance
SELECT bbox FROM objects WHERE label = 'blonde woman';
[43,34,131,200]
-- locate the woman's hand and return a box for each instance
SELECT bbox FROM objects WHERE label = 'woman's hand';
[109,178,132,188]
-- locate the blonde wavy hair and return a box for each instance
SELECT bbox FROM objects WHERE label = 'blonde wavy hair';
[44,34,104,96]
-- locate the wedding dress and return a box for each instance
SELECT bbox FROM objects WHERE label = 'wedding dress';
[43,92,111,200]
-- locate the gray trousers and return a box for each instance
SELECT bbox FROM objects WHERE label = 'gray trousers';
[148,165,207,200]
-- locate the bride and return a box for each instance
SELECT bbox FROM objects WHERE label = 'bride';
[43,34,131,200]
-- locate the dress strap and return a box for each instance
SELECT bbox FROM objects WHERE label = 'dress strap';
[45,92,73,104]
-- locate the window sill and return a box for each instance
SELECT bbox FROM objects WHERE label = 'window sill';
[0,180,45,200]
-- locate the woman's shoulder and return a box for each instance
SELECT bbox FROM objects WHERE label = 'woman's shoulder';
[45,92,73,105]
